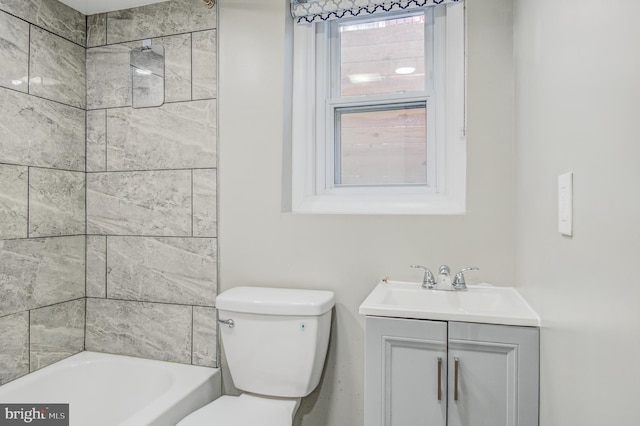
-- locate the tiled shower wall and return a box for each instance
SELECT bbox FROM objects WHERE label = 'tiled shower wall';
[0,0,218,386]
[83,1,218,367]
[0,0,87,385]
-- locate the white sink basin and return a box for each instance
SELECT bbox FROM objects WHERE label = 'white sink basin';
[359,280,540,327]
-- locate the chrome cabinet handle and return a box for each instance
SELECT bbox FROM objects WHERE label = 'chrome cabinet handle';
[454,357,460,401]
[437,357,443,401]
[218,319,235,328]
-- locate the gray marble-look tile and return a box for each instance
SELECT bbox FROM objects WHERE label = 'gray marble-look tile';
[0,164,28,239]
[193,169,217,237]
[0,11,29,92]
[87,236,106,298]
[153,33,191,103]
[87,13,107,47]
[0,311,29,385]
[30,26,86,108]
[29,168,85,238]
[0,0,85,45]
[0,236,85,317]
[0,88,85,171]
[86,298,192,364]
[193,306,217,367]
[30,299,85,372]
[87,110,107,172]
[106,100,216,171]
[107,237,216,306]
[192,30,217,100]
[87,43,133,110]
[87,170,192,236]
[107,0,216,45]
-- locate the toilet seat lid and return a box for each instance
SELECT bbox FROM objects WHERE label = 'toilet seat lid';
[177,394,300,426]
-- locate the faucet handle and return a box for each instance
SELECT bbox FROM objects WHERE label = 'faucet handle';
[452,267,480,291]
[410,265,437,289]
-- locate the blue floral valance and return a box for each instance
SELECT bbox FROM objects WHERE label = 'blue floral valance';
[291,0,462,24]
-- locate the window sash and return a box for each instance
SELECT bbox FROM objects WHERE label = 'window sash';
[329,9,435,99]
[333,102,429,186]
[330,100,435,188]
[322,9,438,191]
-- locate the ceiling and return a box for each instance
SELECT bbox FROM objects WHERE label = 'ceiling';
[58,0,170,15]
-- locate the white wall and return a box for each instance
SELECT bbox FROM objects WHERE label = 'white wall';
[218,0,515,424]
[514,1,640,424]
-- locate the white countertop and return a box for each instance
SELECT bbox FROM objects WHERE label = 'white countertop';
[359,280,540,327]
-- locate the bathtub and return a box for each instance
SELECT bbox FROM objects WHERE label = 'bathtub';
[0,351,221,426]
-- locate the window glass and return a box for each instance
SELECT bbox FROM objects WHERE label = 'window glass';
[336,104,427,185]
[339,15,426,97]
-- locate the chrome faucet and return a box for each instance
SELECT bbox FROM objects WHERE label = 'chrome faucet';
[410,265,437,289]
[437,265,451,288]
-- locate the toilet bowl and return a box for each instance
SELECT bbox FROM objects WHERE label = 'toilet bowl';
[178,394,300,426]
[178,286,335,426]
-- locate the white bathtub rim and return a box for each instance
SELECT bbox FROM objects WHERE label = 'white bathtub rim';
[0,351,221,426]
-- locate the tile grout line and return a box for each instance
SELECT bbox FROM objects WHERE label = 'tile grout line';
[191,170,194,237]
[1,234,88,242]
[84,289,88,350]
[104,236,108,299]
[191,306,194,365]
[105,12,108,46]
[98,28,216,48]
[27,25,31,95]
[104,109,108,171]
[0,162,84,174]
[84,31,89,350]
[190,32,193,101]
[0,162,216,174]
[84,236,88,351]
[0,84,87,111]
[84,296,216,310]
[0,234,217,242]
[86,167,217,174]
[26,167,30,238]
[27,310,31,373]
[85,96,216,112]
[0,297,87,323]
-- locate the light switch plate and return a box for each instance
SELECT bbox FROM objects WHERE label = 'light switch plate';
[558,172,573,236]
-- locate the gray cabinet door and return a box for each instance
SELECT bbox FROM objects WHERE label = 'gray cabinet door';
[365,316,447,426]
[447,322,539,426]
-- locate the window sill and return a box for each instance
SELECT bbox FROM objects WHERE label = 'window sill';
[292,193,465,215]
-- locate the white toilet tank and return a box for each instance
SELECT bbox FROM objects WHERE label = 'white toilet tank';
[216,287,335,398]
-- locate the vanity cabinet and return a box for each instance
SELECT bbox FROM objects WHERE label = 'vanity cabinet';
[365,317,539,426]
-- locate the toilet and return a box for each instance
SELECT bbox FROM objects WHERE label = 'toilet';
[178,286,335,426]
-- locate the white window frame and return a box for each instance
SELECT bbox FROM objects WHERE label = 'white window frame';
[291,2,466,214]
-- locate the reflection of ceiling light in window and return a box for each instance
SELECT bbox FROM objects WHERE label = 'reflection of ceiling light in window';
[348,73,382,84]
[136,69,152,75]
[11,80,23,85]
[395,67,416,75]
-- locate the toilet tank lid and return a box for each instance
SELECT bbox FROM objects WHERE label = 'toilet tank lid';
[216,287,335,316]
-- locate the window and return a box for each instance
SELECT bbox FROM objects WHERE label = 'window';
[290,3,465,214]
